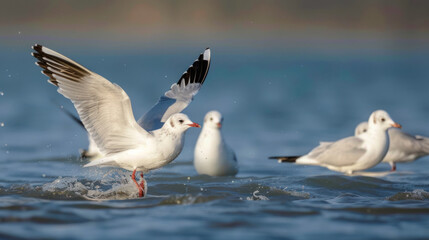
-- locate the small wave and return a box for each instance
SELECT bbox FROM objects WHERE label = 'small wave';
[387,189,429,201]
[269,186,311,199]
[159,194,220,205]
[247,190,269,201]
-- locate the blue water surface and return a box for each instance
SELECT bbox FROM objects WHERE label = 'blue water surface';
[0,44,429,239]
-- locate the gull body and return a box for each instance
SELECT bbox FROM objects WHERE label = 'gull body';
[270,110,401,174]
[32,44,203,197]
[355,122,429,171]
[84,113,198,172]
[194,111,238,176]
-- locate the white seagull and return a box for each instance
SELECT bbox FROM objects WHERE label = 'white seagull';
[355,121,429,171]
[270,110,401,175]
[32,44,208,197]
[61,47,212,159]
[194,111,238,176]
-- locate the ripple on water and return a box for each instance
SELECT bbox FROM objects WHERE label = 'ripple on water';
[300,174,398,197]
[387,189,429,201]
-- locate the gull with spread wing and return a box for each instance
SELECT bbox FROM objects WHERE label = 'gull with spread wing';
[67,47,211,159]
[32,45,209,197]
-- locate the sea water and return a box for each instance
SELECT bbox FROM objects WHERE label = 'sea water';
[0,46,428,239]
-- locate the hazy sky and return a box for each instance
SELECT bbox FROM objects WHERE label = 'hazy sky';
[1,0,428,51]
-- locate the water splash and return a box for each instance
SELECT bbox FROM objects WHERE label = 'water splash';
[247,190,269,201]
[42,177,87,193]
[35,170,149,200]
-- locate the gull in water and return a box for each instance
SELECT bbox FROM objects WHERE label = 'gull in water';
[194,111,238,176]
[32,44,207,197]
[60,47,211,160]
[355,121,429,171]
[269,110,401,175]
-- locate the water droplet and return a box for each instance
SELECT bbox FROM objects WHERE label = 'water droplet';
[164,75,168,78]
[8,75,11,78]
[187,176,191,180]
[42,174,46,178]
[0,123,4,127]
[0,92,3,96]
[5,150,9,154]
[18,31,21,34]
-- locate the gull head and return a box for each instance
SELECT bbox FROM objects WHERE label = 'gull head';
[166,113,200,133]
[368,110,401,131]
[203,111,223,129]
[354,122,368,136]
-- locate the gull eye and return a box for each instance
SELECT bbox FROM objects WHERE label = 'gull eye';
[179,120,184,124]
[210,117,213,121]
[381,118,385,122]
[363,129,367,132]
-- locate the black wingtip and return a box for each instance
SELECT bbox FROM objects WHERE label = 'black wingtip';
[57,105,85,129]
[32,44,42,52]
[269,156,301,163]
[79,149,93,158]
[32,44,91,87]
[177,48,211,86]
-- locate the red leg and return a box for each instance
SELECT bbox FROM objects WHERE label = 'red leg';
[391,163,396,172]
[139,172,146,195]
[131,169,143,197]
[389,162,396,172]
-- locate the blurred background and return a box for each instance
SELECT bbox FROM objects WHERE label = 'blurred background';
[1,1,429,239]
[1,0,429,161]
[2,0,429,51]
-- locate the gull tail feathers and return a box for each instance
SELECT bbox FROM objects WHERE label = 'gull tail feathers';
[417,136,429,154]
[84,157,119,168]
[269,156,301,163]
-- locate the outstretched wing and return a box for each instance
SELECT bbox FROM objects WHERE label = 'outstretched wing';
[32,44,151,155]
[137,48,211,131]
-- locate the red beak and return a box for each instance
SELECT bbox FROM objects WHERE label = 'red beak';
[217,123,222,128]
[391,123,402,128]
[187,122,201,128]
